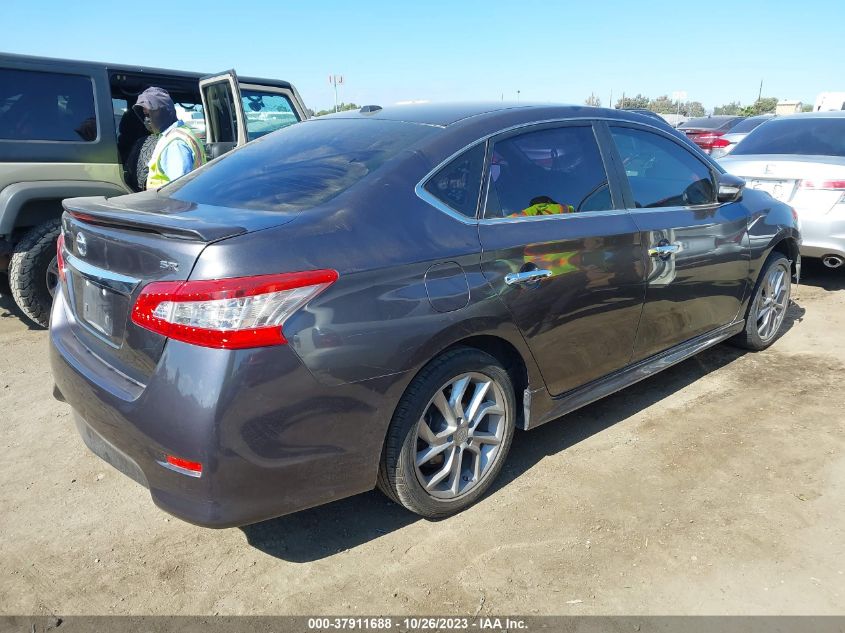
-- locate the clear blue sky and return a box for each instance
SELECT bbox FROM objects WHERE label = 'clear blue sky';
[3,0,842,112]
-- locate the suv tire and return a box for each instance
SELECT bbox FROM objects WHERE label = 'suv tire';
[9,219,62,327]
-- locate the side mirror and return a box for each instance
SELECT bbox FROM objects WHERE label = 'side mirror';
[717,173,745,203]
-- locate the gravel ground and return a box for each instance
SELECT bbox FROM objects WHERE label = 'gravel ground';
[0,261,843,616]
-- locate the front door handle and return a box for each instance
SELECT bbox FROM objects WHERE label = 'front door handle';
[648,242,682,258]
[505,269,553,286]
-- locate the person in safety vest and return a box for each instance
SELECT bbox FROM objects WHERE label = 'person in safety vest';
[132,87,206,190]
[509,195,575,218]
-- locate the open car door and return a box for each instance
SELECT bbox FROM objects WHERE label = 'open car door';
[200,70,308,159]
[199,70,247,159]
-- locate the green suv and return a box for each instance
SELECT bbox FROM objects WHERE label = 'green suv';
[0,53,308,326]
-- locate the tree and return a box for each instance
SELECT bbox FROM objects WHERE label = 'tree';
[802,103,814,112]
[686,101,705,117]
[714,101,743,116]
[741,97,778,116]
[615,93,649,109]
[648,95,676,114]
[314,102,360,117]
[584,93,601,107]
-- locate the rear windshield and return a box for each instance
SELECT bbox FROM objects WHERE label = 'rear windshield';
[680,117,738,131]
[729,116,772,134]
[731,117,845,157]
[167,118,436,211]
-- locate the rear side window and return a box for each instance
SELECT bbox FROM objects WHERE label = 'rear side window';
[484,125,612,219]
[729,116,772,134]
[423,143,485,218]
[168,118,435,211]
[610,127,716,208]
[0,69,97,142]
[731,117,845,157]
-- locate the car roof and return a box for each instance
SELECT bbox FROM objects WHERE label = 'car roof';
[319,102,677,128]
[778,111,845,119]
[0,52,293,90]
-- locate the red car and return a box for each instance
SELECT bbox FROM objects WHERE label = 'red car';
[678,116,745,154]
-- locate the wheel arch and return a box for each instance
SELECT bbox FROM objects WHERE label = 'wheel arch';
[769,235,800,280]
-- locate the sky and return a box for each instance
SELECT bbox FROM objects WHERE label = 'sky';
[3,0,843,113]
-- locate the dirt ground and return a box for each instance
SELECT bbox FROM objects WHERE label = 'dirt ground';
[0,261,843,616]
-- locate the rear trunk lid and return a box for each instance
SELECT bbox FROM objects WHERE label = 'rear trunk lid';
[59,192,299,386]
[720,154,845,215]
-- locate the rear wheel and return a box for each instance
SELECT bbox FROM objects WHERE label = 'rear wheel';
[9,219,62,327]
[377,347,516,518]
[731,253,791,351]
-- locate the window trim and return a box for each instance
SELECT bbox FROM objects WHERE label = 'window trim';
[604,121,720,212]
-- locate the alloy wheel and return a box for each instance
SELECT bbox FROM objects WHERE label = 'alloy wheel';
[414,372,507,499]
[756,263,789,342]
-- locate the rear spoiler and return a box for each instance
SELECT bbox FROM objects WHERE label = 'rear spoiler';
[62,195,248,242]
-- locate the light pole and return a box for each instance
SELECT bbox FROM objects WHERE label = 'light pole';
[328,74,344,113]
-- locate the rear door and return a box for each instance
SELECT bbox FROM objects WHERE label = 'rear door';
[477,121,646,397]
[605,123,750,361]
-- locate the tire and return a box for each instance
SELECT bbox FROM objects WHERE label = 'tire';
[9,219,62,328]
[125,134,157,191]
[730,253,792,351]
[377,347,516,518]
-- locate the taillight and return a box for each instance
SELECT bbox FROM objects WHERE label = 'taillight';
[131,270,338,349]
[693,132,728,151]
[56,234,66,282]
[799,180,845,190]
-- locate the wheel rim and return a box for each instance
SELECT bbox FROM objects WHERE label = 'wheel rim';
[756,264,789,342]
[46,256,60,298]
[414,372,507,500]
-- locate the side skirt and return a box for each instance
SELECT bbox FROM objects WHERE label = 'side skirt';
[525,319,746,430]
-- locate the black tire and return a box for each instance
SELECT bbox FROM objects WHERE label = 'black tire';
[125,134,157,191]
[730,253,792,351]
[9,219,62,328]
[377,347,516,518]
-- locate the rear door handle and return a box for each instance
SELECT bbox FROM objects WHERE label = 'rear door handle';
[648,243,682,258]
[505,269,553,286]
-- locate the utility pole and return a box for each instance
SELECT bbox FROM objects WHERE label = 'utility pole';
[609,89,613,109]
[328,74,344,113]
[517,90,521,103]
[757,79,763,103]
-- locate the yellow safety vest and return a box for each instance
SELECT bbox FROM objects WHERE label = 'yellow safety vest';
[146,122,206,190]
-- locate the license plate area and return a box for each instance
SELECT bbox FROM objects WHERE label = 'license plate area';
[746,178,796,202]
[71,274,129,344]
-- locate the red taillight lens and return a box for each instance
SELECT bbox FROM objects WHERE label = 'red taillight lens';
[693,132,727,150]
[56,233,66,282]
[165,454,203,475]
[799,180,845,190]
[131,270,338,349]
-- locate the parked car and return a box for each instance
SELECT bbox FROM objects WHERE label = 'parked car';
[678,115,746,154]
[709,114,775,159]
[0,53,308,326]
[720,112,845,268]
[50,103,799,527]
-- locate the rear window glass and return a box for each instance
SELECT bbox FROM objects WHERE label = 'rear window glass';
[0,69,97,142]
[732,117,845,157]
[423,143,485,218]
[167,118,435,211]
[729,116,772,134]
[680,117,738,131]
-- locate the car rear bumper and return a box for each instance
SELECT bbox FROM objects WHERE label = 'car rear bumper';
[50,290,396,528]
[797,213,845,258]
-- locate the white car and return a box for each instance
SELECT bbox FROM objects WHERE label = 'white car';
[720,112,845,269]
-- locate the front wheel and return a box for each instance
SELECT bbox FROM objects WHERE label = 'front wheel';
[377,347,516,518]
[731,253,792,351]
